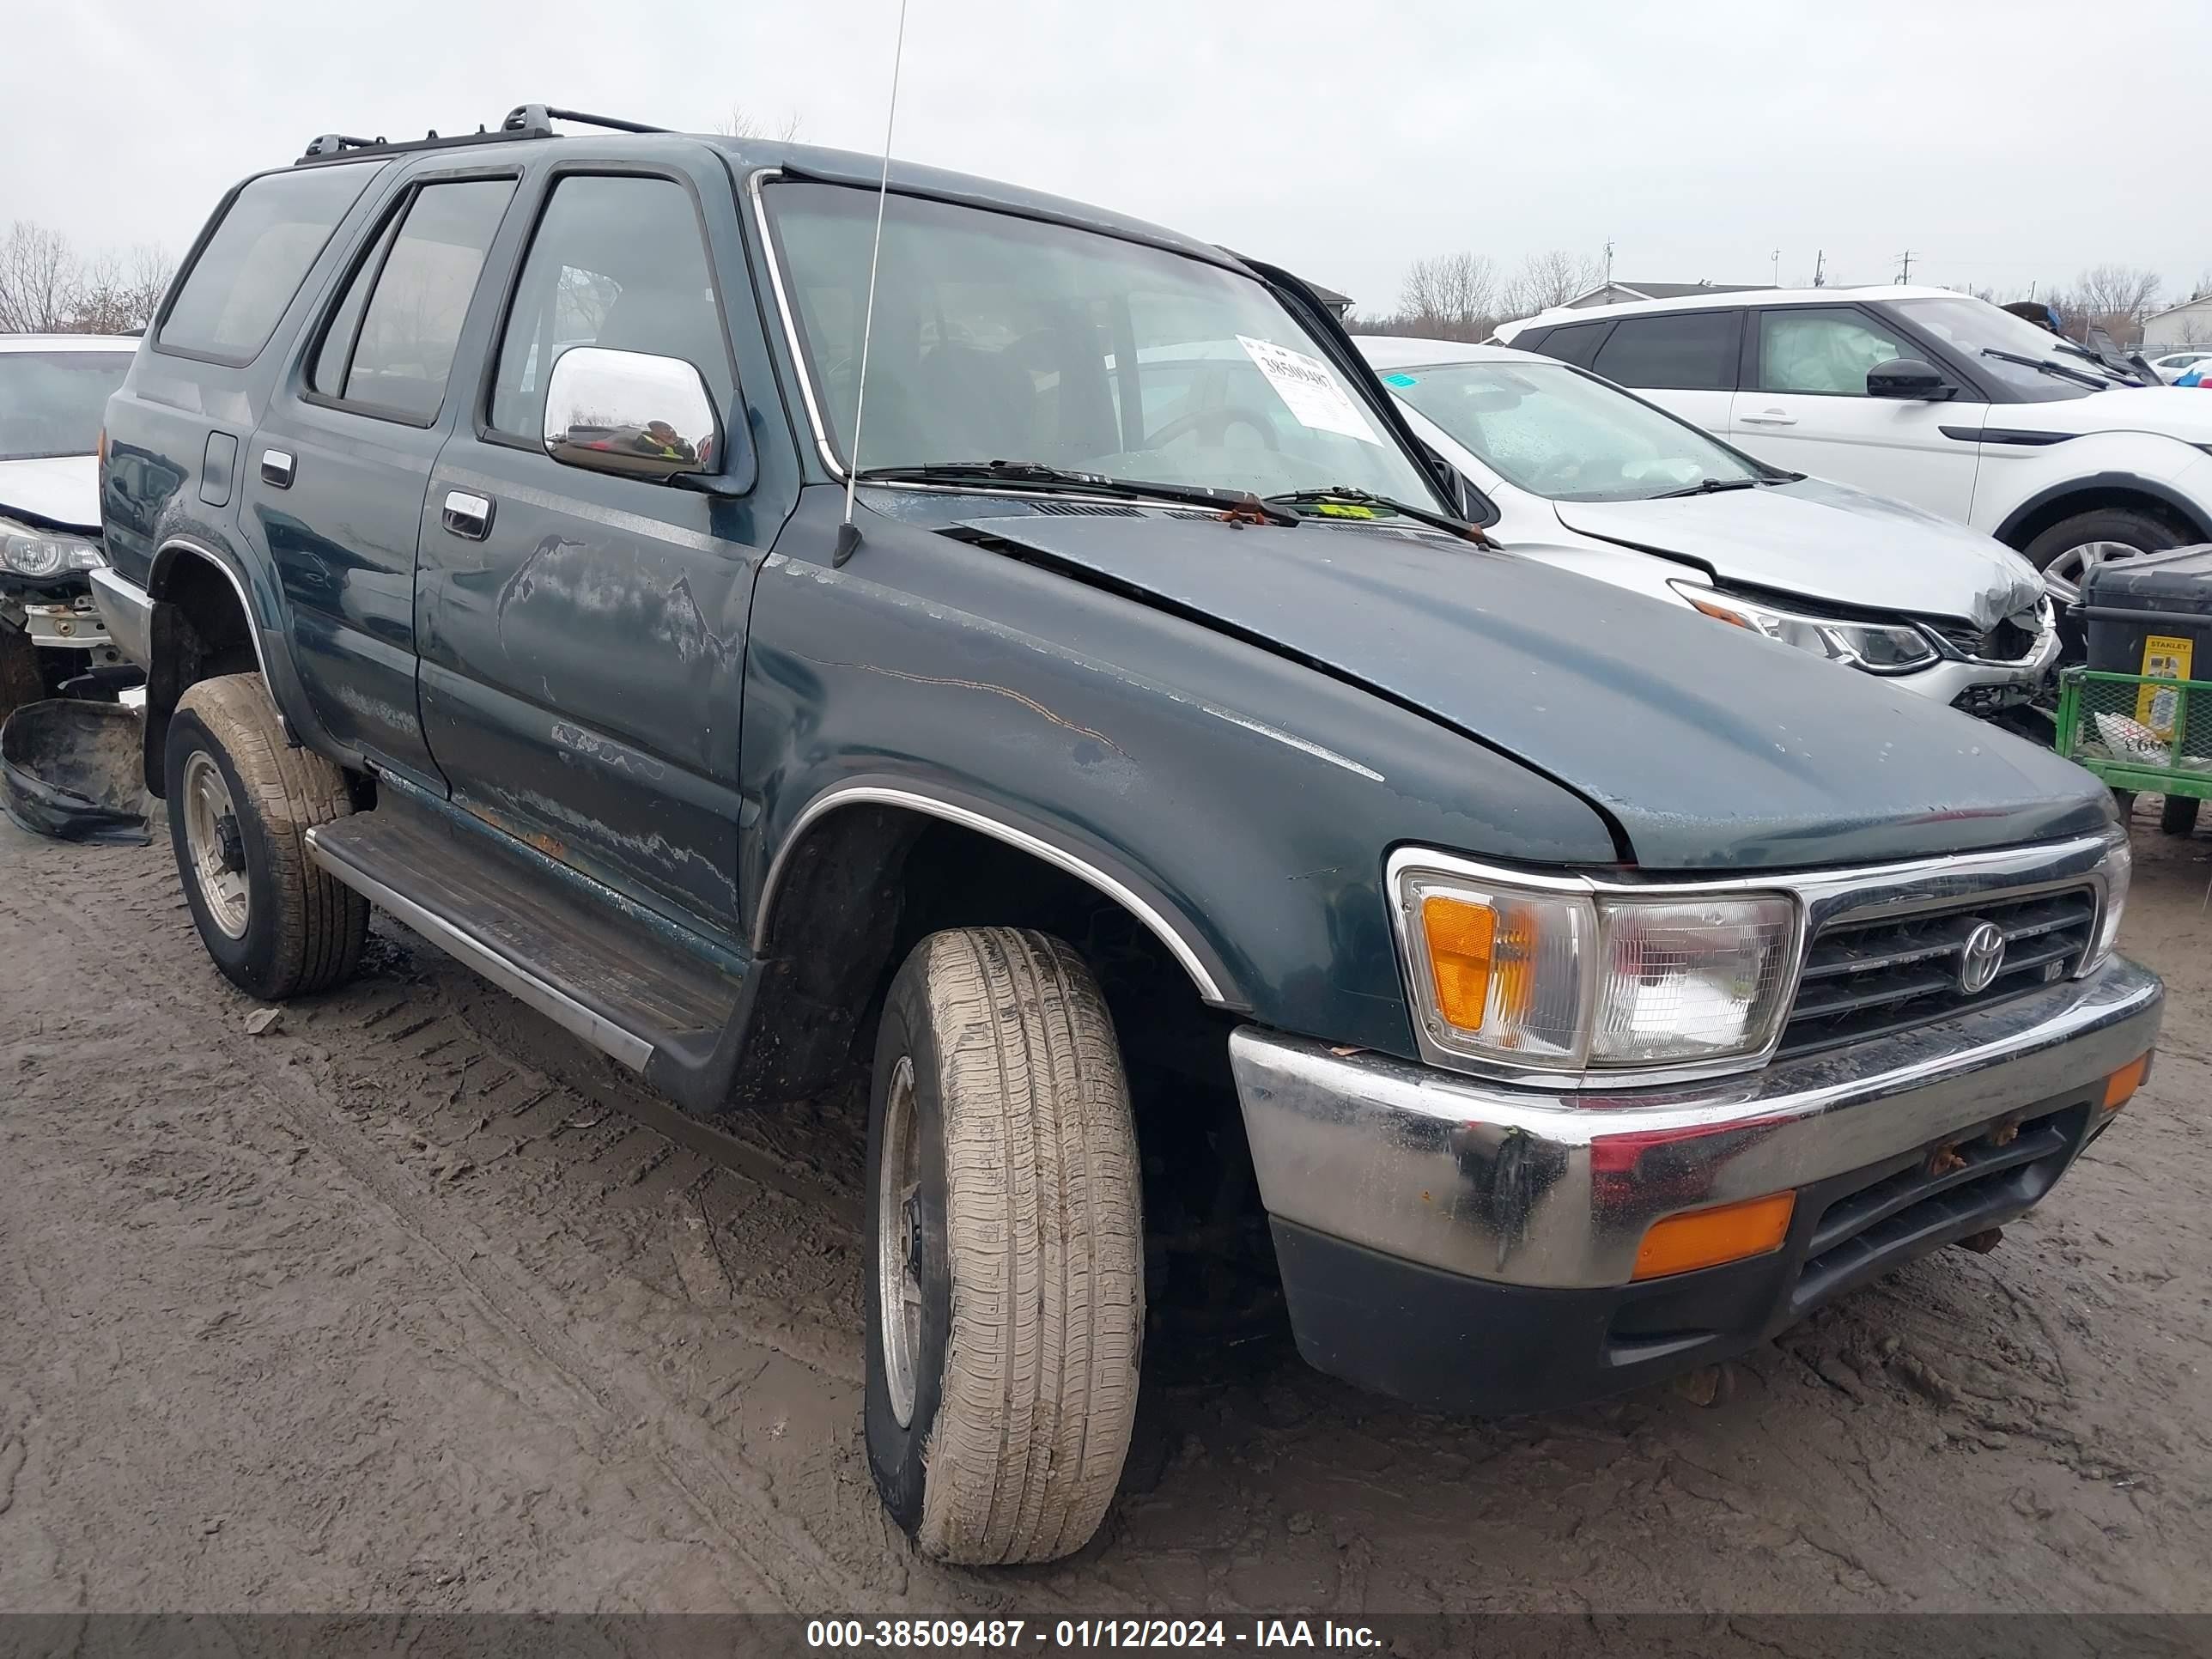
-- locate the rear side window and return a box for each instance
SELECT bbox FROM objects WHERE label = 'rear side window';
[159,163,383,362]
[319,179,515,421]
[1589,311,1740,391]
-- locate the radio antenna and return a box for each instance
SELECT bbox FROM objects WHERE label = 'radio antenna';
[834,0,912,568]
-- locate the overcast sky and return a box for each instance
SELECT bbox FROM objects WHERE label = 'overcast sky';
[6,0,2208,313]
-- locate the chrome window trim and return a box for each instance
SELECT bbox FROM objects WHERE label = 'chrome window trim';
[745,167,848,482]
[1385,834,2117,1090]
[757,781,1230,1006]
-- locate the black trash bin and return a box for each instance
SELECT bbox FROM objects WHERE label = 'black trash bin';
[2081,545,2212,832]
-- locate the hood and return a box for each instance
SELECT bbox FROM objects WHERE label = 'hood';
[1551,478,2043,629]
[1996,384,2212,444]
[0,454,100,534]
[952,510,2108,871]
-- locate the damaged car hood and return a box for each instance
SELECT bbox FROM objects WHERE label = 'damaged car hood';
[955,510,2107,870]
[0,454,100,533]
[1552,479,2045,629]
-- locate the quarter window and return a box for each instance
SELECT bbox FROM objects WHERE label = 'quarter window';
[489,175,731,441]
[326,179,514,421]
[159,162,384,362]
[1534,321,1610,368]
[1589,312,1739,391]
[1755,308,1915,396]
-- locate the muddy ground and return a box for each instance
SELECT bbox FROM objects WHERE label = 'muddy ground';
[2,804,2207,1618]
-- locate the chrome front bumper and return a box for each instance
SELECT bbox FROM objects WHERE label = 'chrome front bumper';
[1231,955,2161,1291]
[88,567,153,668]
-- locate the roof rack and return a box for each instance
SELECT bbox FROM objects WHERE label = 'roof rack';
[295,105,666,166]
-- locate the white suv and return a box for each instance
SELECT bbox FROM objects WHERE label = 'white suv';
[1498,286,2212,597]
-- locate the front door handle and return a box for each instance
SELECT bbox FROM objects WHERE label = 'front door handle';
[442,490,494,540]
[1739,409,1797,426]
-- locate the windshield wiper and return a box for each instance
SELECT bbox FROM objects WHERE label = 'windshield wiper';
[1651,476,1765,499]
[1263,486,1485,543]
[855,461,1299,525]
[1980,347,2107,391]
[2048,341,2149,386]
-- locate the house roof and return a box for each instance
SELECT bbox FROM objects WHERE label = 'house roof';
[2146,295,2212,321]
[1572,280,1765,305]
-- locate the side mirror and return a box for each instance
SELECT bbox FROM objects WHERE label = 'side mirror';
[544,346,723,483]
[1866,357,1955,401]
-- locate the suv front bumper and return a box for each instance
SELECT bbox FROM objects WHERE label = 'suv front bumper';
[1230,956,2160,1414]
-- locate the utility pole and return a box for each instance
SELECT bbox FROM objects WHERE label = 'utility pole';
[1771,248,1781,286]
[1897,249,1916,283]
[1814,249,1825,288]
[1603,239,1614,290]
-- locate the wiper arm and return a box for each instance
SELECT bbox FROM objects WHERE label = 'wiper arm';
[2048,340,2148,385]
[1650,476,1764,499]
[855,461,1299,525]
[1264,486,1486,543]
[1980,347,2106,391]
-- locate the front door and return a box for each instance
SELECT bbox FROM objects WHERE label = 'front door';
[416,163,766,939]
[1729,304,1984,520]
[242,170,519,789]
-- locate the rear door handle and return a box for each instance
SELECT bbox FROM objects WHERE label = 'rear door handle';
[1739,409,1797,426]
[441,490,494,540]
[260,448,295,488]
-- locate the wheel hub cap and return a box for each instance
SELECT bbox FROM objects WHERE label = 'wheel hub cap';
[180,750,251,941]
[877,1056,925,1428]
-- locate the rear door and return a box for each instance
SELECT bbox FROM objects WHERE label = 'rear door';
[415,155,766,938]
[1730,304,1984,517]
[240,167,519,788]
[1583,308,1741,437]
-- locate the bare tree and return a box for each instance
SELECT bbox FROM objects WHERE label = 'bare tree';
[1500,250,1602,318]
[0,221,77,332]
[69,245,174,334]
[1396,252,1498,341]
[717,106,804,142]
[2057,264,2163,343]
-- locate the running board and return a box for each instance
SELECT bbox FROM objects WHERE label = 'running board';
[305,791,746,1074]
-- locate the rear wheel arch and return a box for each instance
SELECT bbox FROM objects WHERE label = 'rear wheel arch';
[1993,474,2212,557]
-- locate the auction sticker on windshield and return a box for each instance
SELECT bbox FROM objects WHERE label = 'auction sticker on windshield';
[1237,336,1382,444]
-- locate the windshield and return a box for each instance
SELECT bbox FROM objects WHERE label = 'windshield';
[0,350,131,462]
[764,182,1444,508]
[1887,297,2108,399]
[1391,359,1765,501]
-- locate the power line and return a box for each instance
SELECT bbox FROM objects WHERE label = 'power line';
[1896,249,1916,283]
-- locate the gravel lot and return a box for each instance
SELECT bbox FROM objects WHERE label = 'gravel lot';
[2,804,2207,1616]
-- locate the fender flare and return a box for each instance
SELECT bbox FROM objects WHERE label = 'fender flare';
[1991,469,2212,548]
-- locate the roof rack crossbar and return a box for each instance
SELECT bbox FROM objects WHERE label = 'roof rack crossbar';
[502,104,668,137]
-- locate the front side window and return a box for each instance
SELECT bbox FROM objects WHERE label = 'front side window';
[325,178,514,421]
[1394,360,1765,502]
[1589,312,1738,391]
[1756,307,1914,396]
[763,182,1445,508]
[490,174,732,441]
[160,162,384,362]
[0,351,132,460]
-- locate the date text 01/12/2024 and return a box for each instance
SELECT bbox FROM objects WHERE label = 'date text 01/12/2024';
[804,1620,1382,1649]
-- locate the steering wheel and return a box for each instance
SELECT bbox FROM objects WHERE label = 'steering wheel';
[1146,404,1280,452]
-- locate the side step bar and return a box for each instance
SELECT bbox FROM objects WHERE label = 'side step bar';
[305,784,747,1076]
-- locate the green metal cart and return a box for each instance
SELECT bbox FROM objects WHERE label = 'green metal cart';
[2054,665,2212,836]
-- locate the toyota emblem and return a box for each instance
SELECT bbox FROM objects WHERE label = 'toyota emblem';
[1958,921,2006,995]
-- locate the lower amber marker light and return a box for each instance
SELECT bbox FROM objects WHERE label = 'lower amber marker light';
[1632,1191,1796,1281]
[2104,1054,2149,1112]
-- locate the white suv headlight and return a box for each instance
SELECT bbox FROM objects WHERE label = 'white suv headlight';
[1392,855,1803,1082]
[0,517,106,580]
[1668,580,1937,673]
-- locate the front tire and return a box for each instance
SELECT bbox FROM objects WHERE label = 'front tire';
[2161,794,2200,836]
[863,927,1144,1565]
[2023,507,2186,590]
[0,623,44,722]
[165,673,368,1000]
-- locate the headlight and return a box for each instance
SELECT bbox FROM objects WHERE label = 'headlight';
[1394,857,1802,1080]
[1668,580,1937,672]
[0,517,106,580]
[2087,832,2130,972]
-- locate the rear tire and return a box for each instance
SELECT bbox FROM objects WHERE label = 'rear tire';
[2160,794,2200,836]
[0,623,44,723]
[863,927,1144,1565]
[165,673,368,1000]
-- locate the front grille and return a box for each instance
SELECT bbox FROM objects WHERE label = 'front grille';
[1778,887,2096,1059]
[1933,614,2039,662]
[1786,1103,2082,1318]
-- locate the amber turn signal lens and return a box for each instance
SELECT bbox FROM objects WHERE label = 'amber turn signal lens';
[2104,1054,2149,1112]
[1632,1191,1796,1281]
[1420,894,1496,1030]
